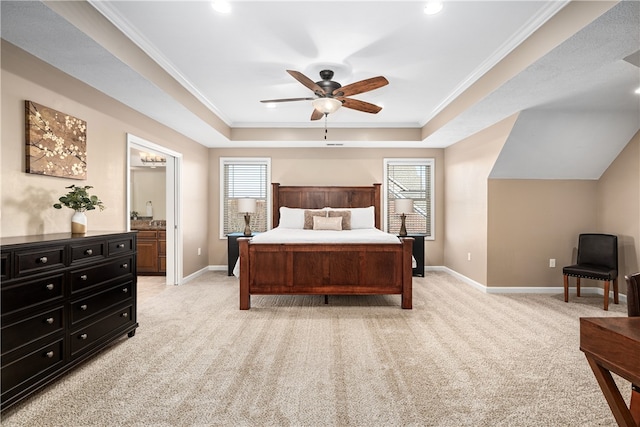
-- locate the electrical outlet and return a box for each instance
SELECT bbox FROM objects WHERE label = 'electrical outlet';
[198,248,201,256]
[549,258,556,268]
[467,252,471,261]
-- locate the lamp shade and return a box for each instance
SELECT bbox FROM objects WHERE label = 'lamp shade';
[395,198,414,215]
[237,198,256,213]
[312,97,342,115]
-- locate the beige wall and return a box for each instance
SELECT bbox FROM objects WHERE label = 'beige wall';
[443,114,517,284]
[207,147,445,267]
[1,41,210,277]
[597,130,640,292]
[487,180,597,287]
[486,132,639,292]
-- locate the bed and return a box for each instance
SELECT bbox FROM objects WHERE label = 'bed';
[238,183,414,309]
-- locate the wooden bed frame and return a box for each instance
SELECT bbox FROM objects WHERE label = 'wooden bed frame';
[238,183,413,310]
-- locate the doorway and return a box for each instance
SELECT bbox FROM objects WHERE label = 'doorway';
[127,134,183,285]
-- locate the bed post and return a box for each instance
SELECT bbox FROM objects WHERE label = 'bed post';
[239,237,251,309]
[373,183,381,230]
[272,183,280,229]
[400,237,413,309]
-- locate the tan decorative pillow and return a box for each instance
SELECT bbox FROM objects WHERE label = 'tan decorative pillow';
[313,216,342,231]
[303,210,326,229]
[328,210,351,230]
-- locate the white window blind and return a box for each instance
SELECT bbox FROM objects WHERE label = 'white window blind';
[220,158,270,237]
[384,159,434,237]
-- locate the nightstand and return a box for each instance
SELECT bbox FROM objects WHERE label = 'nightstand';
[227,233,256,275]
[400,234,425,277]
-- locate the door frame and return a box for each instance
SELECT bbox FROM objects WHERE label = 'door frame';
[127,133,183,285]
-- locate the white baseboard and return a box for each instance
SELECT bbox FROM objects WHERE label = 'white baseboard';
[425,266,627,302]
[193,264,628,302]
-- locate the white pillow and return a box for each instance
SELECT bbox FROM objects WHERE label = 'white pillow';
[279,207,305,229]
[313,216,342,231]
[350,206,376,229]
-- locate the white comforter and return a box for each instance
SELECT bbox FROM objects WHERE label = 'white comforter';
[250,227,402,244]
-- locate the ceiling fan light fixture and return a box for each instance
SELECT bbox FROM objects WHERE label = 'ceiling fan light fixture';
[312,97,342,115]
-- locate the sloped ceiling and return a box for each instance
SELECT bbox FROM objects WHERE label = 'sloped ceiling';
[1,0,638,180]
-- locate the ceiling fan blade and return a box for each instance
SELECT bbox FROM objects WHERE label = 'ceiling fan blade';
[260,97,315,103]
[287,70,326,95]
[340,98,383,114]
[310,109,324,121]
[332,76,388,97]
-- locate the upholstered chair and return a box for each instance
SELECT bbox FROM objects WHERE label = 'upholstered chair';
[562,233,618,310]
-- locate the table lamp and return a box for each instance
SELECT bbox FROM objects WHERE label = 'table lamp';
[395,199,413,237]
[237,198,257,236]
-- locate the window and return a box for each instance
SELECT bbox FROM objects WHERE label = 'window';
[384,158,434,238]
[220,158,271,238]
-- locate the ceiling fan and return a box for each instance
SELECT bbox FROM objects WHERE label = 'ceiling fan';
[260,69,388,120]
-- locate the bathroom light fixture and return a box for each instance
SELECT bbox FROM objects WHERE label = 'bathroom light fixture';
[140,153,166,168]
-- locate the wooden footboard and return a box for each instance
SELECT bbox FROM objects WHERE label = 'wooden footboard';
[239,237,413,309]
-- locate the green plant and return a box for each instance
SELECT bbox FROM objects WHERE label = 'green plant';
[53,185,105,212]
[130,210,139,219]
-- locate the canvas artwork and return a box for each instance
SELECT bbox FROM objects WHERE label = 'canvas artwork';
[25,100,87,179]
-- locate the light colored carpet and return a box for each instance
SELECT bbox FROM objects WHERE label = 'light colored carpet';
[1,271,629,426]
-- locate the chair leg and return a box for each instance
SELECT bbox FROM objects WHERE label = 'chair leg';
[603,280,610,311]
[613,278,619,304]
[563,275,569,302]
[576,277,581,297]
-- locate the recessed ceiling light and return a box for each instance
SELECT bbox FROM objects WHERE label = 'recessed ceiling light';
[424,1,443,15]
[635,86,640,95]
[211,1,231,14]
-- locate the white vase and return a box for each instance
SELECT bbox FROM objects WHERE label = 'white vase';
[71,211,87,234]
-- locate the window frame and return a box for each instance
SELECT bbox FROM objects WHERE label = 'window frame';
[383,158,435,240]
[219,157,271,239]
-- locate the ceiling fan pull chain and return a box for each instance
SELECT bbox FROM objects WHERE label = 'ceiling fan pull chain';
[324,113,328,140]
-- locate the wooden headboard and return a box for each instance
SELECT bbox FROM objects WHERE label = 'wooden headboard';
[271,183,382,229]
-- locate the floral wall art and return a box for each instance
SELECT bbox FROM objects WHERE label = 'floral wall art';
[25,100,87,179]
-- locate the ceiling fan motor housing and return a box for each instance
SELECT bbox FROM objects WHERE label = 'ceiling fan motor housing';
[316,70,342,97]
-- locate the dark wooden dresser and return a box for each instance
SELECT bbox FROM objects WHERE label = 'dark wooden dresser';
[0,231,138,411]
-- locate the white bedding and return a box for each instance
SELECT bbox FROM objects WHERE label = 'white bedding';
[250,227,402,244]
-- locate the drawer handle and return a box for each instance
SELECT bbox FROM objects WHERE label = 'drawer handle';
[80,333,88,340]
[45,351,54,358]
[121,312,128,318]
[80,304,88,311]
[39,256,48,264]
[122,287,128,293]
[117,243,125,248]
[46,283,55,291]
[46,317,54,324]
[85,249,93,255]
[121,263,128,269]
[80,274,88,281]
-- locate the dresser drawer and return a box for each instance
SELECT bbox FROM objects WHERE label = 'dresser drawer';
[137,230,157,240]
[70,257,133,293]
[1,306,64,354]
[1,338,65,396]
[70,305,134,357]
[15,246,65,277]
[1,274,64,315]
[71,282,133,325]
[108,236,135,256]
[71,241,105,264]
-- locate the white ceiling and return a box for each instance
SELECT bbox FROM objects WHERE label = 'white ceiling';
[1,1,639,179]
